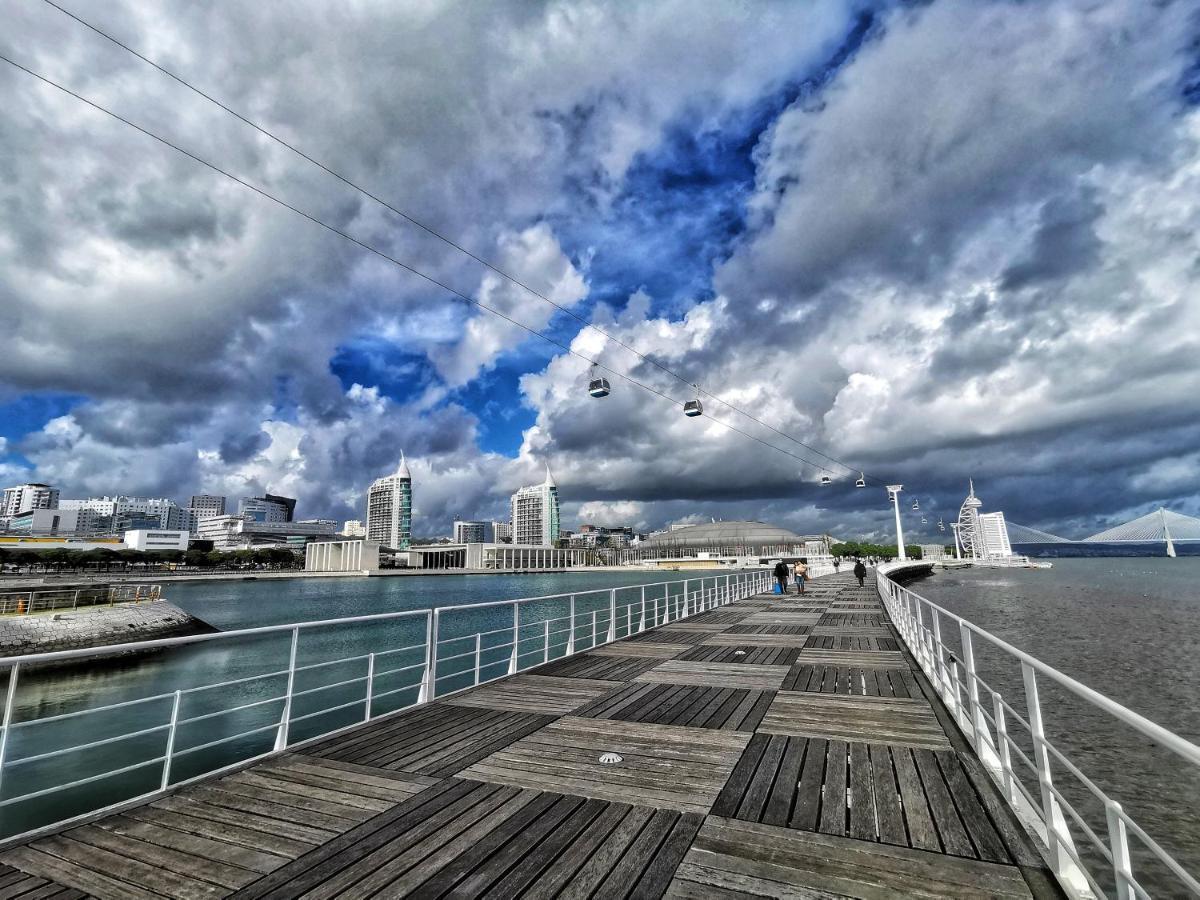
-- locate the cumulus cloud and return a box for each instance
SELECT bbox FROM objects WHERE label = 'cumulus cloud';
[3,0,1199,541]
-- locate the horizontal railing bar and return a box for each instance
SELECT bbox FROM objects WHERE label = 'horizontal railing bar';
[372,660,426,679]
[172,721,280,758]
[288,698,366,725]
[179,668,291,695]
[290,675,368,700]
[176,695,284,727]
[1122,812,1200,895]
[368,683,421,702]
[0,756,166,807]
[6,722,171,767]
[292,653,371,673]
[370,642,426,659]
[0,608,431,667]
[7,690,175,729]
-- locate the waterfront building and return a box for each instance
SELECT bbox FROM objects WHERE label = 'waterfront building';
[405,542,588,571]
[2,483,60,517]
[6,508,78,535]
[238,495,294,523]
[124,529,189,552]
[919,544,948,561]
[305,539,380,573]
[61,496,182,531]
[510,465,560,546]
[367,454,413,549]
[196,515,336,550]
[341,519,366,537]
[492,521,513,543]
[979,511,1014,558]
[188,494,226,518]
[452,520,487,544]
[623,520,832,568]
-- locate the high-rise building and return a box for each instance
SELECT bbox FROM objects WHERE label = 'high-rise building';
[61,496,181,530]
[453,520,487,544]
[238,495,295,523]
[367,454,412,549]
[492,521,513,543]
[979,511,1013,558]
[341,519,366,537]
[189,494,226,518]
[510,465,560,546]
[2,483,60,517]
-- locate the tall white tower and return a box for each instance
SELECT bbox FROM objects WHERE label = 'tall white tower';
[510,464,561,546]
[367,453,413,549]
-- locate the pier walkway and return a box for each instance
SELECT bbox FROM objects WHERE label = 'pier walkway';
[0,573,1062,898]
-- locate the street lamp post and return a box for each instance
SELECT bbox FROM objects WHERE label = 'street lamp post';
[887,485,907,561]
[950,523,962,560]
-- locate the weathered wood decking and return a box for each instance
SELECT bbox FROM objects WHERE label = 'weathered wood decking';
[0,574,1064,898]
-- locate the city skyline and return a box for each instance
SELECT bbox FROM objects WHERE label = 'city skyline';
[1,2,1198,543]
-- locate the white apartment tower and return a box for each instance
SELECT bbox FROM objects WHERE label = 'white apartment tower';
[367,453,413,549]
[979,511,1014,559]
[2,483,59,517]
[510,465,561,546]
[453,520,486,544]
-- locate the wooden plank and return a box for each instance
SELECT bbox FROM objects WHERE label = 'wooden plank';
[636,660,790,691]
[759,692,952,750]
[791,737,825,831]
[553,806,655,900]
[442,674,622,716]
[938,753,1013,863]
[519,803,631,900]
[819,740,848,835]
[66,824,254,891]
[892,747,940,852]
[149,795,328,850]
[870,745,908,847]
[848,742,877,842]
[763,735,806,828]
[957,753,1047,867]
[589,642,691,658]
[674,817,1033,899]
[0,847,162,900]
[915,750,975,857]
[796,649,906,668]
[99,814,288,876]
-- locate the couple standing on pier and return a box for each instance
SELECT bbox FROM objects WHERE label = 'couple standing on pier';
[772,559,809,594]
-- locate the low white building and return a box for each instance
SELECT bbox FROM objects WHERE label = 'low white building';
[6,508,79,535]
[404,542,589,571]
[196,515,336,550]
[306,539,380,573]
[341,519,366,537]
[124,529,190,552]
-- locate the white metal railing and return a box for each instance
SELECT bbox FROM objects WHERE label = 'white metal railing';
[0,583,162,616]
[877,562,1200,900]
[0,569,769,843]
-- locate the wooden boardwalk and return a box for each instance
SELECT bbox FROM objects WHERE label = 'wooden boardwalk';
[0,574,1065,898]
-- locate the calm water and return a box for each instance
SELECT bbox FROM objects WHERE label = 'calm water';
[911,558,1200,893]
[1,569,726,839]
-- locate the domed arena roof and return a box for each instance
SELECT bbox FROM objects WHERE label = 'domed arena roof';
[636,521,823,553]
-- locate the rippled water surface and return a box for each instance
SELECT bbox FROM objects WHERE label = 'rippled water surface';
[910,558,1200,894]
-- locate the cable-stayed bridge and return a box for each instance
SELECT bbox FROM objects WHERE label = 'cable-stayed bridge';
[1005,508,1200,557]
[1005,522,1072,544]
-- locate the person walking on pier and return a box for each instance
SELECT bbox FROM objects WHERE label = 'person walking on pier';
[792,558,809,594]
[853,558,867,587]
[773,560,789,594]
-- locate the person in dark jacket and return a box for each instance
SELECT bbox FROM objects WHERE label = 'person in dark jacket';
[773,560,789,594]
[853,559,867,587]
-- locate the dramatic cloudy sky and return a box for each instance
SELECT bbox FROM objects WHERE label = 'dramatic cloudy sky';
[2,0,1199,541]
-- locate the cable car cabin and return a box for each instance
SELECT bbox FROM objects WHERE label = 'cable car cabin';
[911,499,920,510]
[588,378,611,398]
[820,475,831,486]
[855,473,866,488]
[683,399,703,417]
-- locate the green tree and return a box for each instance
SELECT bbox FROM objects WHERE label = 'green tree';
[205,550,226,567]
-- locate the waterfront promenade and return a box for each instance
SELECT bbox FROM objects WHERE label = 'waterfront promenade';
[0,572,1061,898]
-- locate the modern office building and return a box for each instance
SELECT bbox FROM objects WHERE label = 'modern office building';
[452,520,487,544]
[979,511,1014,558]
[124,529,190,552]
[510,465,560,546]
[492,521,513,543]
[196,515,336,551]
[623,521,832,568]
[238,495,295,523]
[367,454,413,549]
[2,483,60,517]
[61,496,182,530]
[341,519,366,537]
[5,508,79,535]
[189,494,226,518]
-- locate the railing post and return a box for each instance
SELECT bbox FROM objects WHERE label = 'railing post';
[662,585,670,624]
[932,610,951,701]
[958,624,984,744]
[72,589,80,610]
[591,610,598,648]
[607,589,616,642]
[161,689,181,790]
[274,627,299,751]
[682,580,690,618]
[364,653,375,721]
[543,618,550,664]
[1105,800,1134,900]
[638,587,646,632]
[474,633,482,684]
[507,604,519,675]
[0,663,21,797]
[566,595,575,655]
[420,610,437,703]
[993,692,1015,803]
[1023,662,1066,875]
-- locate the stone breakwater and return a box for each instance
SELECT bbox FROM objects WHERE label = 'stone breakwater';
[0,602,214,658]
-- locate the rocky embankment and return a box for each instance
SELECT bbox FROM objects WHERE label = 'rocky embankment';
[0,602,214,658]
